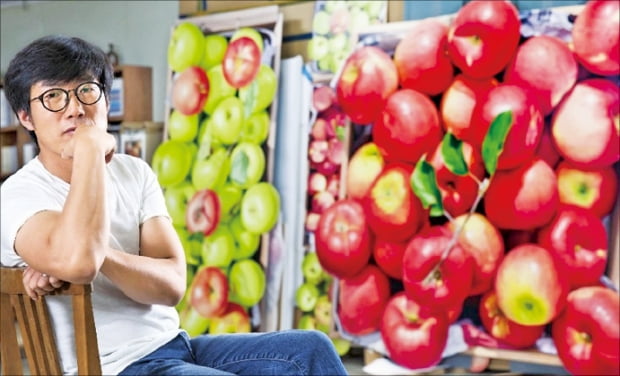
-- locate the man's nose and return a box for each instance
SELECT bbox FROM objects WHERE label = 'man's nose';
[64,91,85,116]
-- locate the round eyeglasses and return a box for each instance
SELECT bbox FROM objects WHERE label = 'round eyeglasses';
[30,81,104,112]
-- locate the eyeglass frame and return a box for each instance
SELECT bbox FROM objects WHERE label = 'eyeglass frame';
[29,81,105,113]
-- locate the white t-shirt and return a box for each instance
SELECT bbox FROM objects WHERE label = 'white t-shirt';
[0,154,182,375]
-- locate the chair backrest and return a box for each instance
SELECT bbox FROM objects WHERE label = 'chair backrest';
[0,267,101,375]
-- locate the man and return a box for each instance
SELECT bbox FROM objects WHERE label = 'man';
[1,35,347,376]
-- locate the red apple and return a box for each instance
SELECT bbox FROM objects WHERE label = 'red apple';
[556,161,618,218]
[479,290,545,349]
[310,190,336,214]
[310,118,328,141]
[484,158,559,230]
[495,244,569,326]
[315,199,372,279]
[326,137,345,166]
[552,286,620,375]
[537,205,609,290]
[308,139,329,164]
[429,139,485,217]
[447,213,505,296]
[326,173,340,198]
[440,74,497,140]
[190,266,229,318]
[504,35,578,116]
[393,18,454,96]
[373,238,407,280]
[447,0,520,79]
[381,292,450,370]
[402,226,474,311]
[307,172,328,195]
[313,84,336,113]
[363,162,425,242]
[372,89,442,164]
[186,189,221,236]
[346,142,385,200]
[572,0,620,76]
[338,264,391,336]
[208,302,251,334]
[536,124,561,169]
[305,211,321,232]
[172,66,210,116]
[552,78,619,169]
[335,46,398,125]
[222,36,261,88]
[469,84,544,170]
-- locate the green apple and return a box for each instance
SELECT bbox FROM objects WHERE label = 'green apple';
[331,337,352,357]
[201,224,235,269]
[297,314,318,330]
[203,64,237,115]
[228,259,266,307]
[328,33,349,54]
[240,110,270,145]
[238,64,277,114]
[168,22,205,73]
[175,226,199,265]
[314,295,333,327]
[152,140,193,188]
[308,35,329,61]
[210,96,244,145]
[191,147,231,191]
[302,251,326,285]
[324,0,347,12]
[350,6,370,30]
[180,306,210,337]
[164,181,196,227]
[201,33,228,71]
[216,183,243,222]
[230,27,264,53]
[295,282,320,312]
[229,214,260,260]
[312,10,331,35]
[168,110,199,142]
[240,182,280,235]
[229,142,265,189]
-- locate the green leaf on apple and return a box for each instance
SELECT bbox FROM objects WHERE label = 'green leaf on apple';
[230,151,251,186]
[482,111,513,176]
[242,80,259,119]
[441,133,468,176]
[336,125,346,142]
[411,156,444,217]
[196,120,213,161]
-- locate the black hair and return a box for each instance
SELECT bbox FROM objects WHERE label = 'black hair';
[4,35,113,145]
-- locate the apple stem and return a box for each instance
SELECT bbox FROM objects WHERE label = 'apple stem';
[433,176,491,274]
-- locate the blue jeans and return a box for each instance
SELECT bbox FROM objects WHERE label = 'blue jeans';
[119,330,348,375]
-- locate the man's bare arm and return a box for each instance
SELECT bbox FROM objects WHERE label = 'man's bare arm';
[100,216,187,306]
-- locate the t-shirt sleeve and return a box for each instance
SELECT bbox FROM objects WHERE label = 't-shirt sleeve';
[0,176,63,266]
[138,157,171,224]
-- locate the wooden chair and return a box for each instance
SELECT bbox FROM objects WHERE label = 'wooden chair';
[0,266,101,375]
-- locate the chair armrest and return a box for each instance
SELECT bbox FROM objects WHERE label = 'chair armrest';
[0,266,91,296]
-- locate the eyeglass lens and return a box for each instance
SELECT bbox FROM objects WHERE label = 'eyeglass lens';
[42,82,102,111]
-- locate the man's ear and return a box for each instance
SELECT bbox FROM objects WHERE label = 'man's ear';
[17,110,35,131]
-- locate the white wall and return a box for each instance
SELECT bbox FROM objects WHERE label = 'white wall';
[0,0,179,122]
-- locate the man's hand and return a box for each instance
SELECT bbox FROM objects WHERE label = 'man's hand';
[22,266,66,300]
[61,119,116,163]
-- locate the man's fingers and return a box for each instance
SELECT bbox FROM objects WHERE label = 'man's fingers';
[48,276,63,288]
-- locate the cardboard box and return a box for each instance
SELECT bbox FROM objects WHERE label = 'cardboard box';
[165,5,284,332]
[315,3,620,374]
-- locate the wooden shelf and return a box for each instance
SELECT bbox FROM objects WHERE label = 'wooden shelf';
[108,65,153,123]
